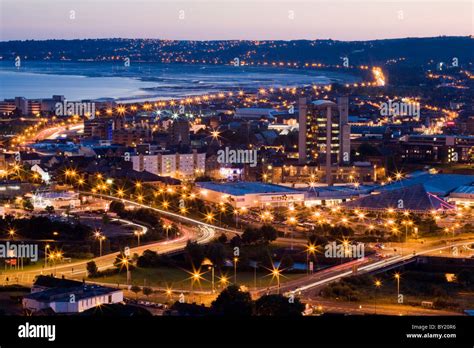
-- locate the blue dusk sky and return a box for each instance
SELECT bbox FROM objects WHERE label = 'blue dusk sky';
[0,0,472,41]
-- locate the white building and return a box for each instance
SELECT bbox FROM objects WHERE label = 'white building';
[196,181,305,208]
[132,151,205,179]
[31,190,81,210]
[23,285,123,314]
[31,164,51,184]
[447,186,474,207]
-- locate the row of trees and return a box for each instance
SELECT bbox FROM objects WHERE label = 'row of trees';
[1,214,91,241]
[171,284,304,317]
[109,201,180,242]
[181,225,279,269]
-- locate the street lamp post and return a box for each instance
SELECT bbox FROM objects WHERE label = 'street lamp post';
[211,265,215,293]
[95,231,105,256]
[44,244,50,268]
[164,223,171,240]
[394,273,400,303]
[233,257,238,284]
[135,231,141,246]
[234,209,239,228]
[306,243,316,275]
[122,258,131,285]
[288,216,296,250]
[99,236,105,256]
[374,279,382,314]
[272,268,281,294]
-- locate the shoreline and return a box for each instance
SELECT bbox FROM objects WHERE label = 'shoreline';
[0,61,361,102]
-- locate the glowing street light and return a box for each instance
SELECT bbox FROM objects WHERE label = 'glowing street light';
[306,243,317,274]
[205,212,215,223]
[233,257,238,284]
[134,230,146,246]
[121,257,131,284]
[394,273,401,302]
[44,244,50,267]
[94,231,106,256]
[219,275,229,287]
[271,267,282,294]
[163,223,172,240]
[374,279,382,314]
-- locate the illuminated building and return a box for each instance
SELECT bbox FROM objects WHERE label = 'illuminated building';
[298,97,351,185]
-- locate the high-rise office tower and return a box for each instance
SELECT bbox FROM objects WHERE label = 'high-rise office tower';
[338,96,351,165]
[298,97,351,185]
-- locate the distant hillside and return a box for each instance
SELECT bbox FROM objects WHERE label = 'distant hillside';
[0,37,472,67]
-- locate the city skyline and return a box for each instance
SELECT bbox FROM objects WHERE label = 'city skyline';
[0,0,473,345]
[1,0,472,41]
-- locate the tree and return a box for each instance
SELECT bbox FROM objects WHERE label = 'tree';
[102,214,111,225]
[130,285,141,299]
[109,201,126,215]
[255,294,305,316]
[242,225,278,245]
[142,287,153,298]
[279,254,294,270]
[184,241,205,267]
[22,198,34,212]
[206,242,226,268]
[241,227,260,245]
[230,235,242,249]
[260,225,278,243]
[457,269,474,285]
[86,261,98,278]
[217,233,227,244]
[137,249,159,267]
[211,285,253,316]
[113,253,132,271]
[45,205,55,214]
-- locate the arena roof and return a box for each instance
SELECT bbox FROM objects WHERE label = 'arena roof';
[344,184,455,212]
[196,181,300,196]
[377,172,474,196]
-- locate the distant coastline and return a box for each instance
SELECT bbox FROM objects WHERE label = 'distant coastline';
[0,61,360,102]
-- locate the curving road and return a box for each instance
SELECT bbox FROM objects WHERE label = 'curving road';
[1,217,215,285]
[273,239,474,297]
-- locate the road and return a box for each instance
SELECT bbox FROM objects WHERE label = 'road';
[1,218,215,285]
[28,123,84,143]
[254,239,474,298]
[78,191,311,246]
[305,299,461,316]
[80,191,241,235]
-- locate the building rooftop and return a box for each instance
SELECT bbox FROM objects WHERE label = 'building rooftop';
[345,184,455,212]
[33,275,82,289]
[311,100,336,106]
[196,181,300,196]
[451,185,474,195]
[377,172,474,196]
[25,284,119,303]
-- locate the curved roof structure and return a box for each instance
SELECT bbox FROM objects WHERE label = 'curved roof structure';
[344,183,455,212]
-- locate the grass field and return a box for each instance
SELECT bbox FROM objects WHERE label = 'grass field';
[94,266,306,292]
